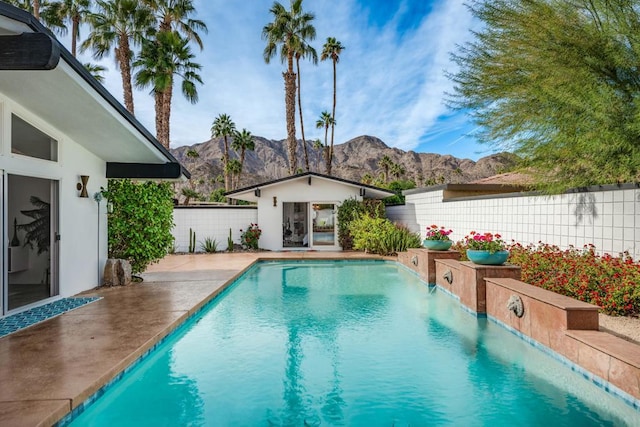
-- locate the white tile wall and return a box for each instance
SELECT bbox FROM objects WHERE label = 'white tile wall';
[387,187,640,259]
[173,207,258,252]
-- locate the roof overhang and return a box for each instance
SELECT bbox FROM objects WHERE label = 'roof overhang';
[226,172,395,203]
[0,3,189,180]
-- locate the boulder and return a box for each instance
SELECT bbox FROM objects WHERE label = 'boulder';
[103,258,132,286]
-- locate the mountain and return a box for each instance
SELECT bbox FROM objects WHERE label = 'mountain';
[171,135,518,200]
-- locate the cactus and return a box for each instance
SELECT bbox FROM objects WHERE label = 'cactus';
[227,228,234,252]
[189,228,196,253]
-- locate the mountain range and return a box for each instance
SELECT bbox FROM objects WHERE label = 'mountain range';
[170,135,518,199]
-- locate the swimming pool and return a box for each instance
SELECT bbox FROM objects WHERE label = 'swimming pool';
[67,261,639,426]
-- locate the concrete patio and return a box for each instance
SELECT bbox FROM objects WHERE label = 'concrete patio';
[0,252,389,427]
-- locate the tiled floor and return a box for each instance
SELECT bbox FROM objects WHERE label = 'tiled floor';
[0,252,388,427]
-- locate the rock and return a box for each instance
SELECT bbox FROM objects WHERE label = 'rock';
[103,258,132,286]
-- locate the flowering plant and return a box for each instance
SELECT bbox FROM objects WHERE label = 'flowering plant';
[240,223,262,250]
[425,225,453,241]
[464,231,506,253]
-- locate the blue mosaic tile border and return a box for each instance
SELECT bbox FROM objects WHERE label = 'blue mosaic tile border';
[427,281,640,412]
[56,276,244,427]
[0,297,101,338]
[487,315,640,411]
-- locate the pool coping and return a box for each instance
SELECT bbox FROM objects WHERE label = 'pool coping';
[0,252,391,427]
[2,252,637,426]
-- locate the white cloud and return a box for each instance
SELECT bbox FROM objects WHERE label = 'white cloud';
[71,0,479,156]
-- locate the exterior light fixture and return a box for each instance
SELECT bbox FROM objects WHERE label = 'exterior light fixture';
[77,175,89,197]
[254,188,261,197]
[273,196,277,207]
[359,188,366,197]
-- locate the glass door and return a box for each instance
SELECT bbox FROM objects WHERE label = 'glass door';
[6,175,59,312]
[311,203,336,247]
[282,202,309,248]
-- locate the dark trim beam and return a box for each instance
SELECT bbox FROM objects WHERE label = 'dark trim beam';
[106,162,188,179]
[0,33,59,70]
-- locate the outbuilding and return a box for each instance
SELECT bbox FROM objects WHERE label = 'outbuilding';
[226,172,394,251]
[0,4,188,315]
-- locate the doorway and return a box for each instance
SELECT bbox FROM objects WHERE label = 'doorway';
[311,203,336,247]
[5,174,59,312]
[283,202,309,248]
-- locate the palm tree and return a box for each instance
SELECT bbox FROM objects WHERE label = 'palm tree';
[378,155,393,182]
[82,0,154,114]
[361,173,374,185]
[143,0,207,47]
[134,30,202,147]
[6,0,65,32]
[312,138,323,171]
[226,159,242,190]
[211,114,236,191]
[293,36,317,172]
[231,128,255,175]
[84,62,107,82]
[390,162,406,180]
[57,0,92,57]
[262,0,316,175]
[320,37,344,176]
[315,110,335,174]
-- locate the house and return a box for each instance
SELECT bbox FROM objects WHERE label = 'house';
[0,4,188,316]
[225,172,394,251]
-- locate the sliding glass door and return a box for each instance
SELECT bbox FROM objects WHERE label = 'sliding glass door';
[311,203,336,247]
[5,174,59,312]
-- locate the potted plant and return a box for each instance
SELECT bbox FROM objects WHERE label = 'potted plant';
[423,225,453,251]
[464,231,509,265]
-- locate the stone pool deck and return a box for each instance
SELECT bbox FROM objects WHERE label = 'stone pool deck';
[0,252,389,427]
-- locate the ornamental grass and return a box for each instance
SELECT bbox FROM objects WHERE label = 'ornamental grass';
[507,243,640,317]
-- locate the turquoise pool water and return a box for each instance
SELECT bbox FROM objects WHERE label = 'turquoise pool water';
[69,261,639,426]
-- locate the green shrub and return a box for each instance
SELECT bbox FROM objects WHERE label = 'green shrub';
[240,223,262,250]
[350,216,421,255]
[103,179,174,274]
[337,198,385,250]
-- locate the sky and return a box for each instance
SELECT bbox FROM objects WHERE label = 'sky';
[74,0,494,160]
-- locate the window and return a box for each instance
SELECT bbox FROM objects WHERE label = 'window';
[11,114,58,161]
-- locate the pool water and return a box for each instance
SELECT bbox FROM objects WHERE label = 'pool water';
[69,261,639,426]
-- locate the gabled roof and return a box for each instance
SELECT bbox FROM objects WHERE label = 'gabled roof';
[226,172,395,202]
[0,3,189,180]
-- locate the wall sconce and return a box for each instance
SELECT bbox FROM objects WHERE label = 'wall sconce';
[273,196,277,207]
[359,188,366,197]
[254,188,261,197]
[77,175,89,198]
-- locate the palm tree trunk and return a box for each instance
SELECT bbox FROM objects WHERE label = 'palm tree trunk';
[284,55,297,175]
[33,0,40,19]
[161,81,173,148]
[296,57,309,171]
[223,136,230,191]
[329,59,337,175]
[117,35,135,114]
[324,125,330,174]
[154,90,163,142]
[71,16,79,57]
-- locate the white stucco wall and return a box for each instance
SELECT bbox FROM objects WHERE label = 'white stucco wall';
[0,95,108,305]
[255,178,362,251]
[172,206,258,252]
[386,186,640,259]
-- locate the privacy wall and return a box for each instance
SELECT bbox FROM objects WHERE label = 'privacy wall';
[173,206,258,252]
[386,184,640,259]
